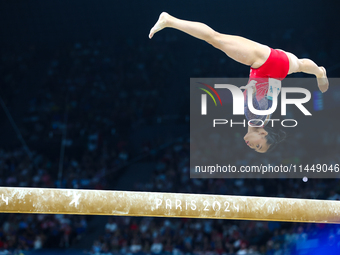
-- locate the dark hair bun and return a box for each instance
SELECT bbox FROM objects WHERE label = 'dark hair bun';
[263,127,286,152]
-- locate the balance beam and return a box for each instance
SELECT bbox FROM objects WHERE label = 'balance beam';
[0,187,339,223]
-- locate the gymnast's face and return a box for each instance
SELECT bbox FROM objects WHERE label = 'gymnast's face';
[244,128,270,153]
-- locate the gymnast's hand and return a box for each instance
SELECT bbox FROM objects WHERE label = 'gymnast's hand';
[240,80,257,94]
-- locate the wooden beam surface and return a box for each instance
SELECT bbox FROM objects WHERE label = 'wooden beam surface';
[0,187,339,223]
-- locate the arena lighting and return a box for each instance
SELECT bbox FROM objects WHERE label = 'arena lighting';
[0,187,340,223]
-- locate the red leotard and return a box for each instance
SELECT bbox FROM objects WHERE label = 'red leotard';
[250,48,290,80]
[245,48,290,101]
[243,48,290,127]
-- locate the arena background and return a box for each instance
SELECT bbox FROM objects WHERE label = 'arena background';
[1,0,340,254]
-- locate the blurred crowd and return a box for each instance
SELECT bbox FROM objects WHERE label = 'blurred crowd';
[93,216,340,255]
[0,146,97,253]
[0,214,87,251]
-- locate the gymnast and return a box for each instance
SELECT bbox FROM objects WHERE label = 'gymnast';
[149,12,329,153]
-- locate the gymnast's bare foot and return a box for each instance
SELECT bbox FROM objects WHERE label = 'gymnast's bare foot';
[317,66,329,93]
[149,12,171,39]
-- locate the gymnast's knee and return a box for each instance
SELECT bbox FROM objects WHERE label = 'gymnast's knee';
[207,31,223,48]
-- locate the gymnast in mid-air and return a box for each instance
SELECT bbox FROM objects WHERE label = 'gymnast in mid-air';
[149,12,329,153]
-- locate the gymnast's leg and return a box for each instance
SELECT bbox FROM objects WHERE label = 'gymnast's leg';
[149,12,270,69]
[284,51,329,92]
